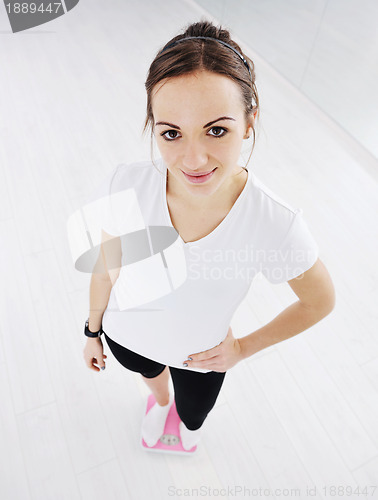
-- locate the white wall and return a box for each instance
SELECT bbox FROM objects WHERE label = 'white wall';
[194,0,378,160]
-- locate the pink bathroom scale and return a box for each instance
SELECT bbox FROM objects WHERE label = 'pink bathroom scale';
[141,393,197,455]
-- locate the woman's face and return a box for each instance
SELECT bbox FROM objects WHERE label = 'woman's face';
[151,70,254,200]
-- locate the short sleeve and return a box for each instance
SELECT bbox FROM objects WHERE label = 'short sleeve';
[260,208,319,284]
[66,163,146,274]
[83,164,146,238]
[66,166,122,274]
[84,166,122,237]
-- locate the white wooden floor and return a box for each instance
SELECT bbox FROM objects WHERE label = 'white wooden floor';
[1,1,377,499]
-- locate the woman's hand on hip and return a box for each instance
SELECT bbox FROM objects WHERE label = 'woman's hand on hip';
[183,326,242,372]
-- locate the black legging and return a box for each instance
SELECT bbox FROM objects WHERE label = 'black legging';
[104,332,226,430]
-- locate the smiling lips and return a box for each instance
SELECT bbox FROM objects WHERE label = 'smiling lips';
[182,168,217,184]
[183,169,214,176]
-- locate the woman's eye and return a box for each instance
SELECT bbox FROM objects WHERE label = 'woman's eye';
[208,127,227,138]
[161,130,181,141]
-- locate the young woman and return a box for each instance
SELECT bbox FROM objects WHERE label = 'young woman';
[82,20,335,452]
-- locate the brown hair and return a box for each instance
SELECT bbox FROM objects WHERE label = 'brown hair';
[143,19,260,171]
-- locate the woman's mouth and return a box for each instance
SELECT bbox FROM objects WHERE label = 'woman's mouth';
[182,168,217,184]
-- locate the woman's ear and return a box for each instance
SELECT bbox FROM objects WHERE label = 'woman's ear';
[244,125,253,139]
[244,110,257,139]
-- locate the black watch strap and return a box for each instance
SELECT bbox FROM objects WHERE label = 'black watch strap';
[84,318,104,338]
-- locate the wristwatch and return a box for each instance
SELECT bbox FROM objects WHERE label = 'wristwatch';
[84,318,104,338]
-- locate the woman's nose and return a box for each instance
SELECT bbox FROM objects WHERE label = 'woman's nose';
[181,141,208,171]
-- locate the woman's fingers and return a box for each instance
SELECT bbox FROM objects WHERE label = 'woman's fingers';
[86,360,99,371]
[92,358,101,371]
[83,341,107,372]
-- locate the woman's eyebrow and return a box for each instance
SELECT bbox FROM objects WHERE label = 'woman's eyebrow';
[155,116,236,130]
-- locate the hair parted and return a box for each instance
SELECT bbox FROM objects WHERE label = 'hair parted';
[143,19,260,170]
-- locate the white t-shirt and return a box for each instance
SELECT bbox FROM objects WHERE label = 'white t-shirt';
[85,157,319,373]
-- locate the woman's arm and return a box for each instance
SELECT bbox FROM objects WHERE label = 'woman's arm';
[88,275,113,331]
[239,258,335,360]
[88,230,122,331]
